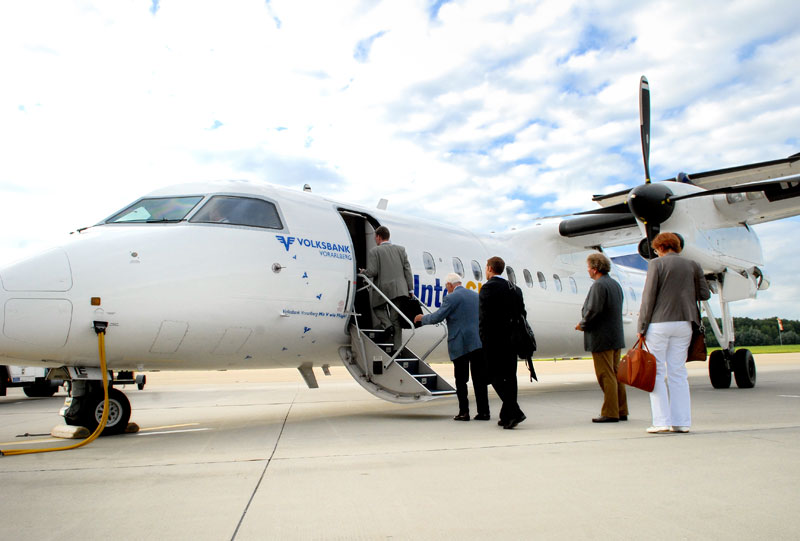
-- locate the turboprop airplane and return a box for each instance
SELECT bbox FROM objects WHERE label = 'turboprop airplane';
[1,77,799,435]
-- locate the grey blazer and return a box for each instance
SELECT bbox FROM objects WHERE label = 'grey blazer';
[420,286,482,360]
[579,273,626,352]
[363,241,414,306]
[638,252,711,334]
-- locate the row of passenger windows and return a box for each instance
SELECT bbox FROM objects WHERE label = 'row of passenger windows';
[422,252,580,294]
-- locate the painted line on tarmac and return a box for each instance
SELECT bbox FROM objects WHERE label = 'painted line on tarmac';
[779,395,800,398]
[134,428,210,436]
[0,438,60,446]
[138,423,201,432]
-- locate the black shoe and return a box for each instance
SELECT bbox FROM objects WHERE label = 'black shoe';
[453,413,470,421]
[619,415,628,421]
[503,414,526,429]
[592,416,619,423]
[497,419,506,426]
[473,413,490,421]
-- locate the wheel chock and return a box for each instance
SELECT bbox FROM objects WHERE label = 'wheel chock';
[51,425,91,439]
[125,422,140,434]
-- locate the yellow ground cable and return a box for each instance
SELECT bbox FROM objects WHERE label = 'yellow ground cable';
[0,330,111,456]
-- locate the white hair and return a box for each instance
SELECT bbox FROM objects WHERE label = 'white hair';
[445,273,463,285]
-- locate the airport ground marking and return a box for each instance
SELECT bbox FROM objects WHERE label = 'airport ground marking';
[135,428,210,436]
[138,422,201,432]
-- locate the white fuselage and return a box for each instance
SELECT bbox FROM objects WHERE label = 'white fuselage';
[1,181,648,372]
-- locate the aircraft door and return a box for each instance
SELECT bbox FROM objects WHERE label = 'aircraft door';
[337,209,379,329]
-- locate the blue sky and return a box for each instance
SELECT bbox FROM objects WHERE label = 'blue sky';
[1,0,799,318]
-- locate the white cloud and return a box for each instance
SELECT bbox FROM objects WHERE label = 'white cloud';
[2,0,800,317]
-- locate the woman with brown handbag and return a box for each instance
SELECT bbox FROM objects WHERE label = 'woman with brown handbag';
[638,232,710,434]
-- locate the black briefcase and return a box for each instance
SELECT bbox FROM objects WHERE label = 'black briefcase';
[394,296,423,329]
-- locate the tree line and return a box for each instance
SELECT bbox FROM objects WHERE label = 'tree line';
[702,316,799,347]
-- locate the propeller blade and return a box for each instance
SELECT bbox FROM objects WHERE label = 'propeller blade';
[640,76,651,184]
[640,223,660,259]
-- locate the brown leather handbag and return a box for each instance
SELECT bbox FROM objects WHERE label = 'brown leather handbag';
[687,303,707,362]
[687,323,707,362]
[617,337,657,392]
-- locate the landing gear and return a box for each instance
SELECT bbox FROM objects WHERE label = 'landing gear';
[732,349,756,388]
[707,348,755,389]
[62,383,131,436]
[708,350,731,389]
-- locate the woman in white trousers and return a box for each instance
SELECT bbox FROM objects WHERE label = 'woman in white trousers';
[638,232,710,434]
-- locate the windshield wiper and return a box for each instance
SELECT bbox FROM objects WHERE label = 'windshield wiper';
[144,218,183,223]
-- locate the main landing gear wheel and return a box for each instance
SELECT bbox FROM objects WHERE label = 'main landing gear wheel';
[64,387,131,436]
[732,348,757,389]
[709,350,731,389]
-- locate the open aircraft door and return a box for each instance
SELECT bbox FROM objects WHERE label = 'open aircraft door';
[336,208,381,330]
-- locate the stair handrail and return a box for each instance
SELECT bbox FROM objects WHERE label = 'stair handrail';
[348,302,372,378]
[356,273,416,367]
[416,302,449,363]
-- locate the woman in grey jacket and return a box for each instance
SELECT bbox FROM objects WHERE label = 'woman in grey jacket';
[638,232,710,434]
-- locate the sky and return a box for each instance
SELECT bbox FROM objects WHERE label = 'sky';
[1,0,799,319]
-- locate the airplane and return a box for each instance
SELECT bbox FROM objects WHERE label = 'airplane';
[1,77,799,436]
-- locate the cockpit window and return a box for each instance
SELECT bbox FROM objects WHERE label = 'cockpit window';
[106,196,203,223]
[190,196,283,229]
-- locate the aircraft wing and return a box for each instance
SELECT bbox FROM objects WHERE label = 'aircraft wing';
[592,152,800,208]
[559,152,800,248]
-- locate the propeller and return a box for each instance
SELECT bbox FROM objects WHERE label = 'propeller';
[560,78,800,256]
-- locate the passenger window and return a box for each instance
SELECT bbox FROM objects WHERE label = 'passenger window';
[537,271,547,289]
[452,257,465,278]
[190,196,283,229]
[471,260,483,281]
[553,274,563,292]
[107,196,204,223]
[423,252,436,275]
[523,269,534,288]
[569,276,578,294]
[506,266,517,286]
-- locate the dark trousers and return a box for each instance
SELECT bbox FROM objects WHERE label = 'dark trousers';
[487,347,523,423]
[592,349,628,418]
[373,302,402,351]
[453,348,489,415]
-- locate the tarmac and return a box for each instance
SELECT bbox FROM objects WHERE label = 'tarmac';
[1,354,799,540]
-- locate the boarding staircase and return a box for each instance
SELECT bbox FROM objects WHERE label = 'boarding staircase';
[338,275,456,404]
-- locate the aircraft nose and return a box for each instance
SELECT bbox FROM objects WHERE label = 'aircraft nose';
[0,248,73,292]
[0,249,74,350]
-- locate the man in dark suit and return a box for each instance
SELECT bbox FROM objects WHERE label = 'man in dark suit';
[479,256,527,429]
[575,253,628,423]
[362,226,414,351]
[415,273,488,421]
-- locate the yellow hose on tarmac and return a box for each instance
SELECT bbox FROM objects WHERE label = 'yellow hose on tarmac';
[1,329,111,456]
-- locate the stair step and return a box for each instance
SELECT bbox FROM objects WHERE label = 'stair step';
[414,374,439,391]
[363,329,392,340]
[429,390,457,396]
[396,359,420,374]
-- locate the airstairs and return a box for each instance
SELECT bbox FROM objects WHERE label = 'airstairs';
[338,275,456,404]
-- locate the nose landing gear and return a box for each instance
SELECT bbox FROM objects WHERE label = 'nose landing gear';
[61,382,132,436]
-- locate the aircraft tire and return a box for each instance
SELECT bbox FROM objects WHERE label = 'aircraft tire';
[23,382,59,398]
[708,350,731,389]
[0,366,7,396]
[65,387,131,436]
[732,348,757,389]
